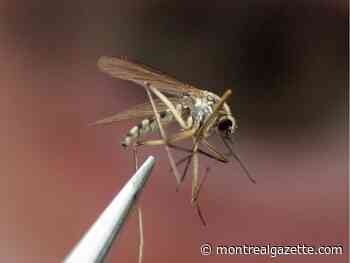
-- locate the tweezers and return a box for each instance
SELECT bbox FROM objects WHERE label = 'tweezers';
[64,156,155,263]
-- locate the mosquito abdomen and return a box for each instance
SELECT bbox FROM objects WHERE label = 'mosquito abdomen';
[121,110,174,147]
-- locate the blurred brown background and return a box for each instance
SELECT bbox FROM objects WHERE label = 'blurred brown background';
[0,0,348,262]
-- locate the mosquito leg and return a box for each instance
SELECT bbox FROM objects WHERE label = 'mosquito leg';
[168,143,228,163]
[217,132,232,156]
[137,127,196,146]
[144,86,182,184]
[195,89,232,139]
[193,165,211,226]
[175,146,213,184]
[191,143,200,205]
[190,144,208,226]
[201,139,228,163]
[186,89,232,207]
[175,154,192,167]
[176,154,209,187]
[132,147,144,263]
[137,206,144,263]
[166,154,192,187]
[168,152,193,184]
[167,143,227,185]
[176,154,193,191]
[195,202,207,226]
[146,84,188,129]
[180,154,193,183]
[137,127,195,185]
[192,165,210,204]
[224,136,256,184]
[133,147,139,170]
[168,141,226,189]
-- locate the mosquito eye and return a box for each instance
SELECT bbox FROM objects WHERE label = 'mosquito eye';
[218,119,233,132]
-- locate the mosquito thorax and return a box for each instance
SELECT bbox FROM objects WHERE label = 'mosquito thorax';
[191,97,213,124]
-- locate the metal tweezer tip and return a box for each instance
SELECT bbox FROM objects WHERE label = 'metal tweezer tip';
[64,156,156,263]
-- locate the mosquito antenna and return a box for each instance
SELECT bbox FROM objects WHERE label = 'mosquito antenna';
[220,135,256,184]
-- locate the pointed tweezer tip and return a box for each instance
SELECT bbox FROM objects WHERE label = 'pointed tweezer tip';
[64,156,155,263]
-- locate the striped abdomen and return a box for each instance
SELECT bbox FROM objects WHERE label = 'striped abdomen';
[121,109,175,147]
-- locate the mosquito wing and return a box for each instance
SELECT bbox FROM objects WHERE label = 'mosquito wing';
[90,97,184,126]
[98,56,203,96]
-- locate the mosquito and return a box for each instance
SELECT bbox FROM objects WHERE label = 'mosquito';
[92,55,255,215]
[92,56,255,262]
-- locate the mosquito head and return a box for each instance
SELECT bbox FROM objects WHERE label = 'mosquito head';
[217,115,236,137]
